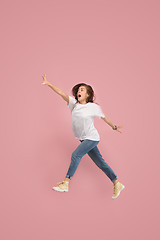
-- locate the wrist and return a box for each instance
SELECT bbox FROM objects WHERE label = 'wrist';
[113,125,117,130]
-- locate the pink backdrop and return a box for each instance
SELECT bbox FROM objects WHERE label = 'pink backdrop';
[0,0,159,239]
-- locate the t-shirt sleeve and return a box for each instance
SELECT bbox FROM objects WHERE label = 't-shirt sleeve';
[67,96,77,111]
[94,104,105,119]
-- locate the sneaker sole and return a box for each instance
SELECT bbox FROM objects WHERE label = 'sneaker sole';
[52,187,68,192]
[112,185,125,199]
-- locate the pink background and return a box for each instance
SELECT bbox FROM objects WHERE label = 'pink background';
[0,0,159,239]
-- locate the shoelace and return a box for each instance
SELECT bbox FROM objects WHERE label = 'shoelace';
[57,181,68,186]
[113,183,119,194]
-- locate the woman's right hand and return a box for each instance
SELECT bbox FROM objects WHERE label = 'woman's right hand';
[42,74,50,85]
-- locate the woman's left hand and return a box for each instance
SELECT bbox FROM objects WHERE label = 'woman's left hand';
[113,125,123,133]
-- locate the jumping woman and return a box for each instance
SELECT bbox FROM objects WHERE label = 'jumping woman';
[42,74,125,199]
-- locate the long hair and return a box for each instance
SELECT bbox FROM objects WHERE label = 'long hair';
[71,83,99,105]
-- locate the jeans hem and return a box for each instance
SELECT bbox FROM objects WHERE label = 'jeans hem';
[66,175,72,180]
[112,177,118,182]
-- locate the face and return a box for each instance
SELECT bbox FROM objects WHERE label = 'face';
[77,86,89,104]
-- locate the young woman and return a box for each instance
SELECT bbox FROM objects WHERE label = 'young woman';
[42,74,125,199]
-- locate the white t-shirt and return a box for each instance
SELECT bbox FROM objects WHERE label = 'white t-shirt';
[67,96,105,141]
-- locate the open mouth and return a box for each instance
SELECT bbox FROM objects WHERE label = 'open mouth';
[78,94,81,98]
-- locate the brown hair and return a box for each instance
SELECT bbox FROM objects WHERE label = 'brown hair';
[71,83,99,105]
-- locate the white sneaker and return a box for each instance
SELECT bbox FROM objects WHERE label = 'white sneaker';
[112,182,125,199]
[52,181,69,192]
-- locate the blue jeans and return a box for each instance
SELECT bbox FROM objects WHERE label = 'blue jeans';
[65,139,118,182]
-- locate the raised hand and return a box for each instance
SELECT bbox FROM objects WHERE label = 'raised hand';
[42,73,49,85]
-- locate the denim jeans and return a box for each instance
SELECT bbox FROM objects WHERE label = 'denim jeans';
[65,139,118,182]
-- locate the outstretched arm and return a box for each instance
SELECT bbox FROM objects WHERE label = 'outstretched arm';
[42,74,69,103]
[101,116,115,129]
[101,116,123,133]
